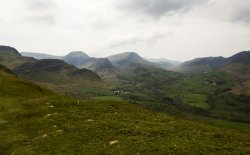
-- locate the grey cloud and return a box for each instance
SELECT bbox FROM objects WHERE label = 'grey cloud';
[116,0,208,18]
[26,14,56,25]
[92,19,113,30]
[23,0,57,25]
[24,0,57,11]
[109,33,171,49]
[232,7,250,24]
[146,32,173,43]
[109,36,142,49]
[210,0,250,24]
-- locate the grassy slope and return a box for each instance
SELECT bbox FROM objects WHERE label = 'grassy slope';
[0,67,52,99]
[1,97,250,154]
[1,68,250,154]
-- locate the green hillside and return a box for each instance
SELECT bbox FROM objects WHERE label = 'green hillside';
[0,64,52,99]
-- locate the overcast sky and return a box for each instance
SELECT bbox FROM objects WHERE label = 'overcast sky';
[0,0,250,61]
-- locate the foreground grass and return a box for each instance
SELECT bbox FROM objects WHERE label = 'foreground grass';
[1,96,250,154]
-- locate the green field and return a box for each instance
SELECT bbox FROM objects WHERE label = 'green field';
[182,94,209,109]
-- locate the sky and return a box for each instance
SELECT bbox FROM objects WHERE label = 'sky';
[0,0,250,61]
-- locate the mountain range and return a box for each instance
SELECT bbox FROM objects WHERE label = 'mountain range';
[2,45,250,95]
[22,51,118,80]
[12,47,250,77]
[22,51,176,77]
[63,51,118,80]
[0,46,100,85]
[22,49,250,75]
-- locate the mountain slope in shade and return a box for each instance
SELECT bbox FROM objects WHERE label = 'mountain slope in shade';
[0,64,15,75]
[76,58,118,80]
[0,46,21,57]
[21,51,118,80]
[63,51,90,66]
[14,59,100,84]
[108,52,176,72]
[222,51,250,76]
[0,46,36,69]
[108,52,151,65]
[0,46,101,85]
[178,51,250,72]
[108,52,158,73]
[226,51,250,65]
[21,52,63,60]
[221,51,250,95]
[178,56,227,72]
[63,51,117,80]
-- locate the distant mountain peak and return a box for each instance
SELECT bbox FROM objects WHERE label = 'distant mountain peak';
[126,52,141,58]
[65,51,90,58]
[108,52,144,63]
[124,51,139,56]
[63,51,90,67]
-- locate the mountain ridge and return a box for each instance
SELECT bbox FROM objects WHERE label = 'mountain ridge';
[0,46,101,85]
[22,51,118,80]
[21,52,63,60]
[178,51,250,72]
